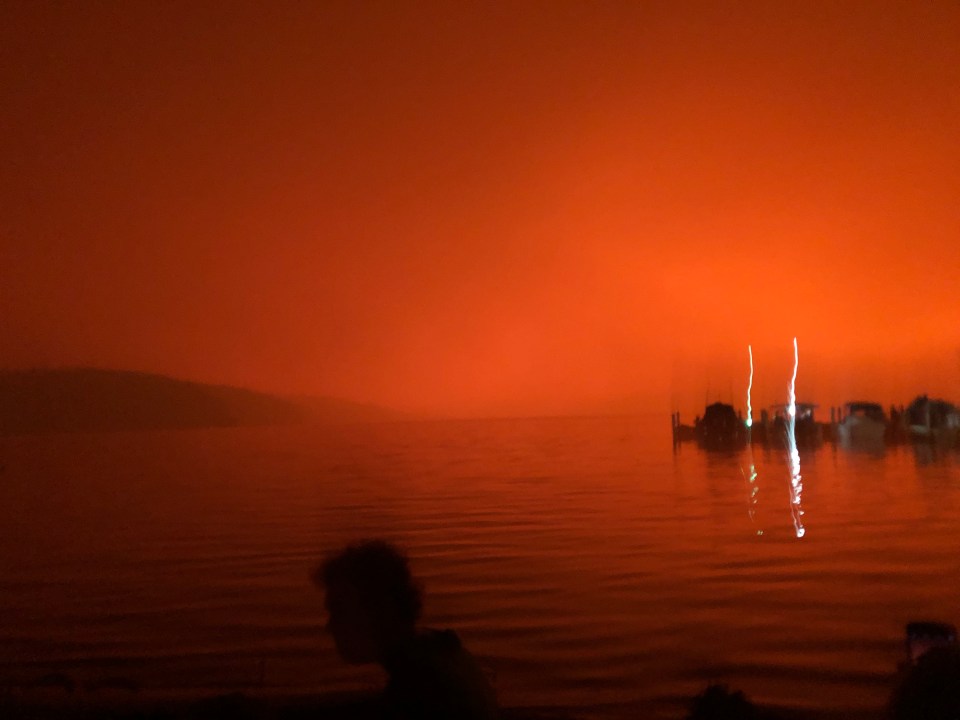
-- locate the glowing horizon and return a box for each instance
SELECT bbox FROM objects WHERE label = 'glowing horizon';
[2,3,958,418]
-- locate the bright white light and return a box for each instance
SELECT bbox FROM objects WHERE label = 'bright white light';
[787,337,798,419]
[743,344,761,533]
[785,337,804,538]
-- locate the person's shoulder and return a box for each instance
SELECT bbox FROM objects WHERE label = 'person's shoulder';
[416,628,463,656]
[408,628,484,683]
[387,628,498,719]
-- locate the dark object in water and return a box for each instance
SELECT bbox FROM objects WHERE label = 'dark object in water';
[905,395,960,446]
[31,672,75,693]
[83,675,141,693]
[687,684,759,719]
[185,692,262,720]
[889,643,960,720]
[767,403,822,448]
[696,403,747,450]
[905,621,957,665]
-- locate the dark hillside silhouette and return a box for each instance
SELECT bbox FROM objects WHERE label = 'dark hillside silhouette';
[0,368,399,435]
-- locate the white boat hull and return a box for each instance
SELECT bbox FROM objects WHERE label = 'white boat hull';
[837,417,886,445]
[909,424,960,446]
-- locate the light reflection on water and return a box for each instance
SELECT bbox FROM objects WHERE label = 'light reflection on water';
[1,416,958,718]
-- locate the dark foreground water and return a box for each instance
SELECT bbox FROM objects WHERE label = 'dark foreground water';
[1,416,959,718]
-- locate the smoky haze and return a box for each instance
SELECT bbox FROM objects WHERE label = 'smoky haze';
[3,2,959,418]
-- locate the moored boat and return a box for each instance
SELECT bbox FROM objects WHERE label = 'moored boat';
[905,395,960,447]
[695,402,747,450]
[767,402,823,447]
[836,401,887,445]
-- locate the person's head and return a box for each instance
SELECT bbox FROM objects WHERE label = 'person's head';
[313,539,423,664]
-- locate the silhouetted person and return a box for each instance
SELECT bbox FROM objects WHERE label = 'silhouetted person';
[314,540,497,720]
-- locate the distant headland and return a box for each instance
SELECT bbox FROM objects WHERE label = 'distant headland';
[0,368,403,435]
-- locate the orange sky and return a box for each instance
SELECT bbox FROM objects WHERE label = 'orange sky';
[2,2,958,417]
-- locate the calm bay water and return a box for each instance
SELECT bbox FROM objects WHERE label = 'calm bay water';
[1,415,959,718]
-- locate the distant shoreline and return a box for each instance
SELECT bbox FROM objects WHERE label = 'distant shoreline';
[0,368,402,435]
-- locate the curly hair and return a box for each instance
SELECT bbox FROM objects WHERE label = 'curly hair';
[314,539,423,628]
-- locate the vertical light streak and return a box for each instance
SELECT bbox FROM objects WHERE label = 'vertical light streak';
[745,345,760,534]
[786,337,805,538]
